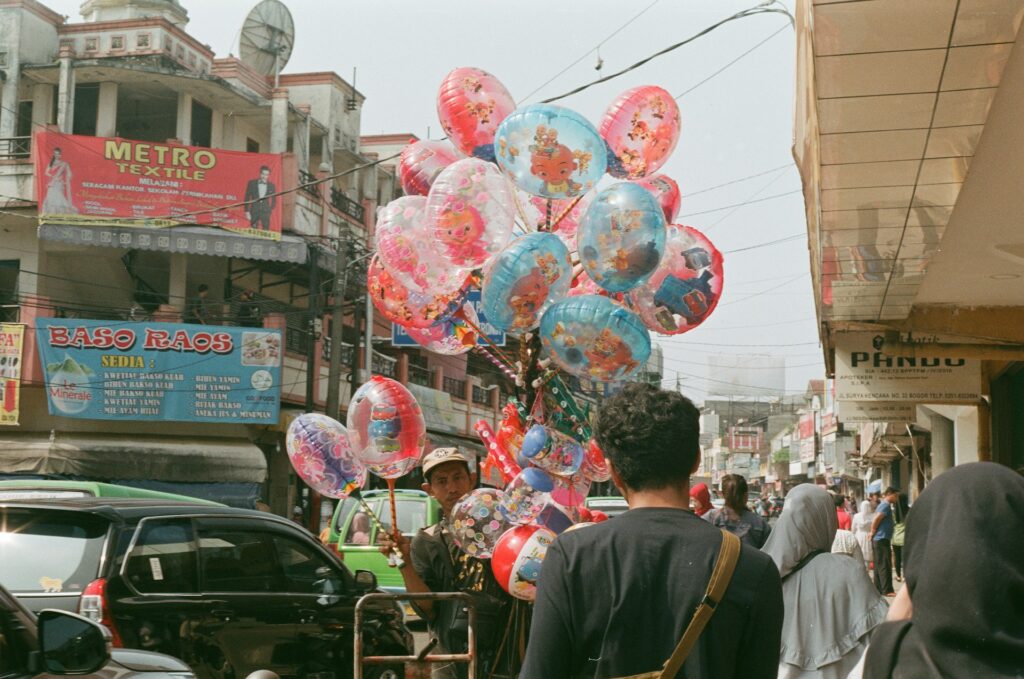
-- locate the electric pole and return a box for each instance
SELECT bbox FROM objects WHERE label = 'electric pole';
[326,230,348,418]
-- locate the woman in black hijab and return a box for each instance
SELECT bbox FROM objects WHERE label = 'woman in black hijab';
[863,462,1024,677]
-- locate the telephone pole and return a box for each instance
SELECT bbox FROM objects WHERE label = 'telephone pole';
[325,231,348,418]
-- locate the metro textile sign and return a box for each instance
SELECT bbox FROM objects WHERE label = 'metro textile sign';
[35,318,282,423]
[34,131,283,240]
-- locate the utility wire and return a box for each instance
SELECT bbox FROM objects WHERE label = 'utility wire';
[679,188,802,218]
[679,163,793,199]
[674,22,791,100]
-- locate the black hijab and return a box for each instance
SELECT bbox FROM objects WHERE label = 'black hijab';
[865,463,1024,678]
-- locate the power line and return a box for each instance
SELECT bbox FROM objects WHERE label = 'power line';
[679,163,793,199]
[704,166,794,233]
[674,22,791,100]
[723,233,804,254]
[679,188,802,219]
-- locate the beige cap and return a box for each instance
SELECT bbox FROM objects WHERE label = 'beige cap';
[422,446,472,477]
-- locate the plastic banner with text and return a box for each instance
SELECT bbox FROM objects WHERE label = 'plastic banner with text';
[34,130,283,240]
[35,318,281,423]
[0,324,25,426]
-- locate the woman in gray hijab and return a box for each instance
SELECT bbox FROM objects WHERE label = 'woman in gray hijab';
[762,484,888,678]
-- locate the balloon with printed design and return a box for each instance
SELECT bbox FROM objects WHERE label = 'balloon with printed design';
[367,255,468,329]
[347,376,427,479]
[499,467,555,525]
[482,232,572,334]
[424,158,516,270]
[578,182,667,293]
[375,196,469,295]
[540,294,651,382]
[285,413,367,499]
[402,301,479,355]
[398,140,463,196]
[516,190,595,250]
[580,439,611,483]
[600,86,680,179]
[437,67,516,157]
[449,488,513,558]
[495,104,607,199]
[632,174,681,223]
[520,424,584,477]
[628,224,724,335]
[550,474,591,521]
[475,419,522,485]
[491,525,556,601]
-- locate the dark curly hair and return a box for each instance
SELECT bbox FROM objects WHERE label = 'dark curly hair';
[594,383,700,491]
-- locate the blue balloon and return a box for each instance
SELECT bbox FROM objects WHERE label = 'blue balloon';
[578,182,667,293]
[494,104,607,199]
[521,424,549,460]
[482,233,572,333]
[540,295,651,382]
[520,424,584,477]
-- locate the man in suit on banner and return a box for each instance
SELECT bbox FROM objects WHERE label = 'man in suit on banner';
[244,165,277,230]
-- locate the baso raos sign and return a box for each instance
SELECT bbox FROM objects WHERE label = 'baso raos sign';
[835,333,981,403]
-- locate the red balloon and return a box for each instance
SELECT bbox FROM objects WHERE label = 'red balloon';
[581,439,611,483]
[591,510,609,523]
[437,67,516,156]
[367,255,467,329]
[632,174,681,223]
[578,507,594,522]
[399,140,462,196]
[491,525,556,601]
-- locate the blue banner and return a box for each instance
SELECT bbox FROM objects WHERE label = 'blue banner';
[392,289,506,347]
[36,318,281,423]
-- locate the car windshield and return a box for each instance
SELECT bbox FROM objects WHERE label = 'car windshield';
[0,509,108,594]
[586,499,629,517]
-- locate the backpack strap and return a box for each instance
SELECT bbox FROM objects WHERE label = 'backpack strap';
[659,530,742,678]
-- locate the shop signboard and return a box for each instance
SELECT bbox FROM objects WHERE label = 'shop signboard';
[836,333,981,402]
[837,400,916,424]
[35,130,283,240]
[0,324,25,425]
[799,437,816,463]
[35,319,281,423]
[391,289,505,348]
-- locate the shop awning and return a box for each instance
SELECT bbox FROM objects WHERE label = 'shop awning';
[0,433,267,483]
[38,223,308,263]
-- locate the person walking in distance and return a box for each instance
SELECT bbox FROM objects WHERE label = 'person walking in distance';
[244,165,277,230]
[186,284,210,325]
[869,487,898,596]
[852,500,876,572]
[704,473,772,549]
[833,491,853,531]
[521,383,783,678]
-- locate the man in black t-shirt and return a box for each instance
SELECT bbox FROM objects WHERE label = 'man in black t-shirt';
[521,383,783,679]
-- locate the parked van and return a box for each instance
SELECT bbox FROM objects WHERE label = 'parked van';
[0,479,222,505]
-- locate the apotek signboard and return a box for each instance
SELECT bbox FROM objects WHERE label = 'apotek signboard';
[836,333,981,402]
[35,131,283,240]
[36,319,281,423]
[836,400,916,424]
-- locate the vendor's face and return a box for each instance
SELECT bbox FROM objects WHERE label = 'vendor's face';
[423,462,475,516]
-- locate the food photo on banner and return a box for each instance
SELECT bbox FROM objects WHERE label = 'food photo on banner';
[34,318,282,423]
[34,130,283,240]
[0,324,25,426]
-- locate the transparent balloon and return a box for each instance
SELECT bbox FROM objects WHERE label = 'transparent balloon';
[399,139,463,197]
[628,224,724,335]
[580,439,611,483]
[520,424,584,477]
[285,413,367,499]
[367,255,468,329]
[495,104,607,199]
[578,182,667,293]
[540,294,651,382]
[449,488,513,558]
[347,376,426,479]
[481,233,572,333]
[437,67,516,157]
[375,196,468,295]
[499,467,555,525]
[632,173,681,223]
[515,189,595,250]
[550,474,591,522]
[402,300,479,355]
[600,86,680,179]
[491,525,556,601]
[424,158,516,269]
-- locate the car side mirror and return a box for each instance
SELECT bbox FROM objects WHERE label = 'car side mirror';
[353,569,377,592]
[37,609,110,675]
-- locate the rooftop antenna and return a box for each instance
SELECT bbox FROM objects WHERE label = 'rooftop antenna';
[346,67,358,111]
[239,0,295,88]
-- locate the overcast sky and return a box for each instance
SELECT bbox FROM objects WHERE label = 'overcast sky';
[47,0,823,402]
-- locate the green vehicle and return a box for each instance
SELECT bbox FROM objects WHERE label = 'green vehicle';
[327,489,441,593]
[0,479,223,505]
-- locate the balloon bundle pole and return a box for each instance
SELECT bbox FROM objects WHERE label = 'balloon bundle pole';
[352,490,405,568]
[474,346,517,381]
[386,477,400,543]
[507,176,535,232]
[550,194,582,232]
[544,198,553,231]
[457,308,516,368]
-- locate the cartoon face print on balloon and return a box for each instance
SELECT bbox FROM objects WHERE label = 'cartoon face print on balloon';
[482,233,572,334]
[528,126,585,197]
[436,198,488,264]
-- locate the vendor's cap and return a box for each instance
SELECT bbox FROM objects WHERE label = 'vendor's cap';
[422,447,471,477]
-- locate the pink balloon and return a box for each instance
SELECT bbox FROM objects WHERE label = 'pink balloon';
[375,196,469,295]
[628,224,724,335]
[600,86,680,179]
[399,140,463,196]
[367,255,468,329]
[347,376,427,479]
[437,67,516,156]
[403,301,479,355]
[632,174,681,223]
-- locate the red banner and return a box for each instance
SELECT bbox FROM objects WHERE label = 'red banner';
[34,130,283,240]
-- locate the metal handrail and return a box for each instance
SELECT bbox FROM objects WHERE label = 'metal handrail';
[354,591,476,679]
[0,136,31,160]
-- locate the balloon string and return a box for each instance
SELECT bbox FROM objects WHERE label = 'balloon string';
[456,307,517,368]
[386,477,400,543]
[474,346,518,381]
[549,194,582,232]
[353,493,405,568]
[506,176,536,232]
[544,198,552,231]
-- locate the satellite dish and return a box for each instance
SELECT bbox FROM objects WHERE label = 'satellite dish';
[239,0,295,84]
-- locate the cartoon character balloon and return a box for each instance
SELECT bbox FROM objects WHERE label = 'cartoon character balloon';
[629,224,724,335]
[540,294,651,382]
[374,196,468,295]
[520,424,584,477]
[578,182,667,293]
[600,86,681,179]
[399,140,463,196]
[402,300,479,355]
[449,488,513,558]
[499,467,554,525]
[285,413,367,498]
[347,376,426,479]
[580,439,611,483]
[437,67,516,157]
[482,233,572,333]
[424,158,516,269]
[632,174,681,223]
[491,525,556,601]
[367,255,467,329]
[495,104,607,199]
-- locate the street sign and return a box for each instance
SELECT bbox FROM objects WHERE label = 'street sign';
[391,289,506,347]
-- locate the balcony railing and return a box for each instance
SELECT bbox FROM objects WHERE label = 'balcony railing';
[442,376,466,399]
[408,363,433,387]
[298,169,320,200]
[321,337,355,365]
[471,385,492,406]
[329,187,366,223]
[0,137,31,160]
[372,351,397,378]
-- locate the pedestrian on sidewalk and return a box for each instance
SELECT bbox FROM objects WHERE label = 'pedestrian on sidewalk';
[857,463,1024,677]
[833,491,852,531]
[891,491,910,582]
[851,500,875,572]
[521,383,783,678]
[763,484,887,678]
[705,473,772,549]
[869,487,898,596]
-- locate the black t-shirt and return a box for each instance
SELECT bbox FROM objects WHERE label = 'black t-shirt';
[521,507,783,679]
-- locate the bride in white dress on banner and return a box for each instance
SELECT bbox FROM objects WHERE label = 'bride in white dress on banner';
[41,147,78,214]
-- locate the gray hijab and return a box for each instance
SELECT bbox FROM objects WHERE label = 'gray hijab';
[762,484,888,670]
